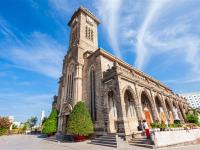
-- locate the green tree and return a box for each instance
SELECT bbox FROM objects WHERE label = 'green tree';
[0,116,12,136]
[42,108,58,135]
[27,116,37,131]
[0,128,8,136]
[12,124,18,129]
[66,101,94,136]
[21,122,29,133]
[0,117,12,129]
[187,114,199,124]
[42,117,47,125]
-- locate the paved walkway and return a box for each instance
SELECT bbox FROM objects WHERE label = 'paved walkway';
[0,135,200,150]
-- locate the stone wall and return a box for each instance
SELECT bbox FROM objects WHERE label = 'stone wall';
[153,129,200,147]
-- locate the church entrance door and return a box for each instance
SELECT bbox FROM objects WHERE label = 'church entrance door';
[144,109,151,128]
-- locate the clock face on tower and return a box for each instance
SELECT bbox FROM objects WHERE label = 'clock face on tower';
[86,16,93,26]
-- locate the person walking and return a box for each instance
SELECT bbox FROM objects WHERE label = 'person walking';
[142,120,150,139]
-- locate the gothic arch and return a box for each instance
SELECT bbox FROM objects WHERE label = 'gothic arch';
[179,102,186,121]
[183,104,188,114]
[154,94,167,122]
[66,62,75,100]
[61,103,72,116]
[122,85,137,101]
[139,88,154,108]
[165,98,173,113]
[140,88,154,127]
[103,83,118,133]
[165,98,174,124]
[122,86,139,132]
[154,94,164,114]
[172,100,178,108]
[103,80,118,106]
[123,88,137,118]
[172,99,182,121]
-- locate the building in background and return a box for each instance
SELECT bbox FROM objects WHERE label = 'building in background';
[13,121,21,128]
[8,116,21,130]
[40,110,45,126]
[181,92,200,109]
[8,116,14,130]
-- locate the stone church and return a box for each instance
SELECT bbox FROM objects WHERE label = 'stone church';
[54,7,190,139]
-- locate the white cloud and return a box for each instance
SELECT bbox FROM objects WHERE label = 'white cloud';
[95,0,122,57]
[0,17,65,78]
[0,92,53,121]
[135,0,170,69]
[142,18,200,80]
[48,0,70,15]
[9,32,64,78]
[95,0,200,88]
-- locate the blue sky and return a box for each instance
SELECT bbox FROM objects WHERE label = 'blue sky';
[0,0,200,122]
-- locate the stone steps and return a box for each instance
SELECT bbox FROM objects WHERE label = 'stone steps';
[90,134,117,148]
[129,136,154,149]
[44,136,58,143]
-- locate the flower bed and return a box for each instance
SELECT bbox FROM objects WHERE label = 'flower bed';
[73,135,87,142]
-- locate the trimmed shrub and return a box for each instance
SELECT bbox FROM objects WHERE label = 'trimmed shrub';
[174,120,181,125]
[159,121,167,130]
[66,101,94,136]
[187,114,199,124]
[42,108,58,135]
[0,117,11,136]
[151,120,160,129]
[0,128,8,136]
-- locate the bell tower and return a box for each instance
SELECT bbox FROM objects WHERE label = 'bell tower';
[68,6,100,51]
[57,7,100,136]
[63,7,100,106]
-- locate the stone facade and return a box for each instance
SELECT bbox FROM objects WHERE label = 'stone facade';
[55,7,190,139]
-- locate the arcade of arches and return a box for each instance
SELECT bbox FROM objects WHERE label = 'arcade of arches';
[103,83,190,137]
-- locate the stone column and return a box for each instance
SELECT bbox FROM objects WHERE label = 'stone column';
[114,63,127,136]
[73,63,83,106]
[161,95,170,123]
[176,102,184,123]
[57,115,62,133]
[181,104,187,121]
[150,90,160,121]
[102,91,110,133]
[134,84,143,121]
[115,79,127,135]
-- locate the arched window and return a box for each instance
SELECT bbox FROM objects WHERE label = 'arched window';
[90,67,96,121]
[66,64,74,100]
[128,99,135,117]
[85,25,94,41]
[108,91,117,118]
[85,26,88,38]
[128,92,134,117]
[91,30,94,41]
[70,72,74,99]
[125,90,135,118]
[155,96,163,114]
